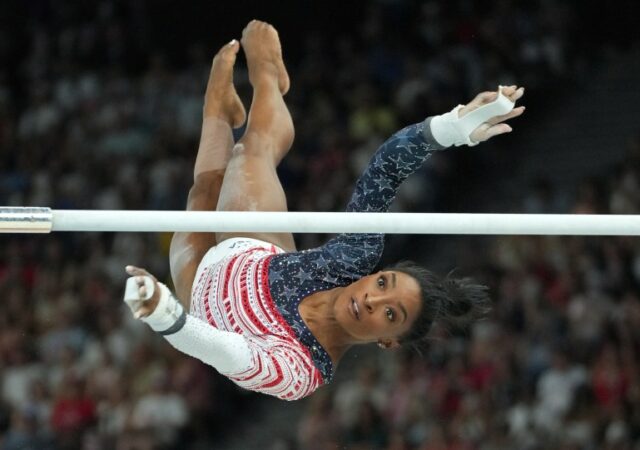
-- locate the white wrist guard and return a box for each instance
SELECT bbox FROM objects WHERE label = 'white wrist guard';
[124,276,186,334]
[430,86,515,147]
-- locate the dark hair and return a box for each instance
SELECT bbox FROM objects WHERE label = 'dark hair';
[388,261,491,347]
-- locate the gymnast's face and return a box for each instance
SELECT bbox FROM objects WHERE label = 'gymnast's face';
[335,271,422,347]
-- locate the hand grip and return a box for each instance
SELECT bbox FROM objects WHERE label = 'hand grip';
[124,276,155,318]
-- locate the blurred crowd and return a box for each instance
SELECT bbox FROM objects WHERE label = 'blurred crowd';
[0,0,638,449]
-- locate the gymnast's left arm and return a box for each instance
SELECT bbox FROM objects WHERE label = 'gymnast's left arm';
[347,85,525,214]
[300,86,525,281]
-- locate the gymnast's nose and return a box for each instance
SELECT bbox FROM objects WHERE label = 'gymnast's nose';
[364,294,388,313]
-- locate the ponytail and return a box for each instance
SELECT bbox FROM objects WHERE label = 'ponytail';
[387,261,491,347]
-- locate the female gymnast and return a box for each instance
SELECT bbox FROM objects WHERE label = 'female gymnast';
[123,20,525,400]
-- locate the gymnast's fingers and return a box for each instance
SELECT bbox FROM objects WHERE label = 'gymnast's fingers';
[469,122,512,143]
[126,265,145,276]
[125,265,158,282]
[500,85,517,98]
[484,123,513,139]
[486,106,526,125]
[458,91,495,117]
[499,85,524,102]
[476,91,498,105]
[509,86,525,102]
[135,276,149,295]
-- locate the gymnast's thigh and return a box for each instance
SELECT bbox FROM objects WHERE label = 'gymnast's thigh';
[215,137,296,252]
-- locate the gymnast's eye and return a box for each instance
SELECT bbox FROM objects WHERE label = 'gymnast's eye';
[377,276,386,289]
[386,307,395,322]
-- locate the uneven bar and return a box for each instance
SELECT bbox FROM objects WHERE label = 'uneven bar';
[2,207,640,236]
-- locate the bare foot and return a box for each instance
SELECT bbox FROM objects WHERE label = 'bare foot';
[203,39,246,128]
[241,20,290,95]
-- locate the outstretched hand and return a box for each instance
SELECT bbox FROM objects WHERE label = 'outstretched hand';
[459,85,525,143]
[125,265,161,318]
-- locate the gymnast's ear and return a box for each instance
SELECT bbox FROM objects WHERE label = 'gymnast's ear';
[377,339,400,350]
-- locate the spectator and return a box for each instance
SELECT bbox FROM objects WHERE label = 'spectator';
[130,373,188,447]
[49,373,96,449]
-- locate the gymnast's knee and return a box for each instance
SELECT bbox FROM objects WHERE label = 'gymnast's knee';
[234,131,291,164]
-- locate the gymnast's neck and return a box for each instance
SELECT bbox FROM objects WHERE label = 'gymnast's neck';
[298,288,352,365]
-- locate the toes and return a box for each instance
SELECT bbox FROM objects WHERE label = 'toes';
[216,39,239,64]
[243,19,259,33]
[243,19,270,37]
[227,39,240,54]
[242,19,277,39]
[209,40,239,86]
[239,19,288,94]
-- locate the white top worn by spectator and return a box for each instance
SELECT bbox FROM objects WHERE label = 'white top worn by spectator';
[534,352,587,431]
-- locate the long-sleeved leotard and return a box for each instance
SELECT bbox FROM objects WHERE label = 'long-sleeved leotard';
[156,117,448,400]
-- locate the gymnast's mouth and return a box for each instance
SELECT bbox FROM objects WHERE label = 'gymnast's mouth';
[351,297,360,320]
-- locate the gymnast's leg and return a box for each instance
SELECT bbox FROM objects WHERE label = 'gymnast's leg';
[169,40,246,305]
[215,20,296,252]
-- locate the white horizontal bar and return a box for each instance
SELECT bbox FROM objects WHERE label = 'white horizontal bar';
[1,207,639,235]
[2,207,640,235]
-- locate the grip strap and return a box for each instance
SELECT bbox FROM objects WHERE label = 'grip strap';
[430,86,515,147]
[124,276,186,334]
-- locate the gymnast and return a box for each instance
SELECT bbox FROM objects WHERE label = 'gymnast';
[123,20,525,400]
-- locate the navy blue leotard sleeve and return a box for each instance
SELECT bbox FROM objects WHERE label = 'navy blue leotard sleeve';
[346,118,445,214]
[318,117,448,279]
[270,117,448,290]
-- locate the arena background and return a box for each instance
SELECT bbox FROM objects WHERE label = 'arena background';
[1,1,640,449]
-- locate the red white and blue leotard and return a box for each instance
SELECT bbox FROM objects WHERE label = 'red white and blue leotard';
[190,239,324,400]
[171,118,447,400]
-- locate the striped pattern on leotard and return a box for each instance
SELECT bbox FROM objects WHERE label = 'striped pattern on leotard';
[190,242,323,400]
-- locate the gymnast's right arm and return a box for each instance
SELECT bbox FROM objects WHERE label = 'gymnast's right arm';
[124,266,321,400]
[123,267,253,375]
